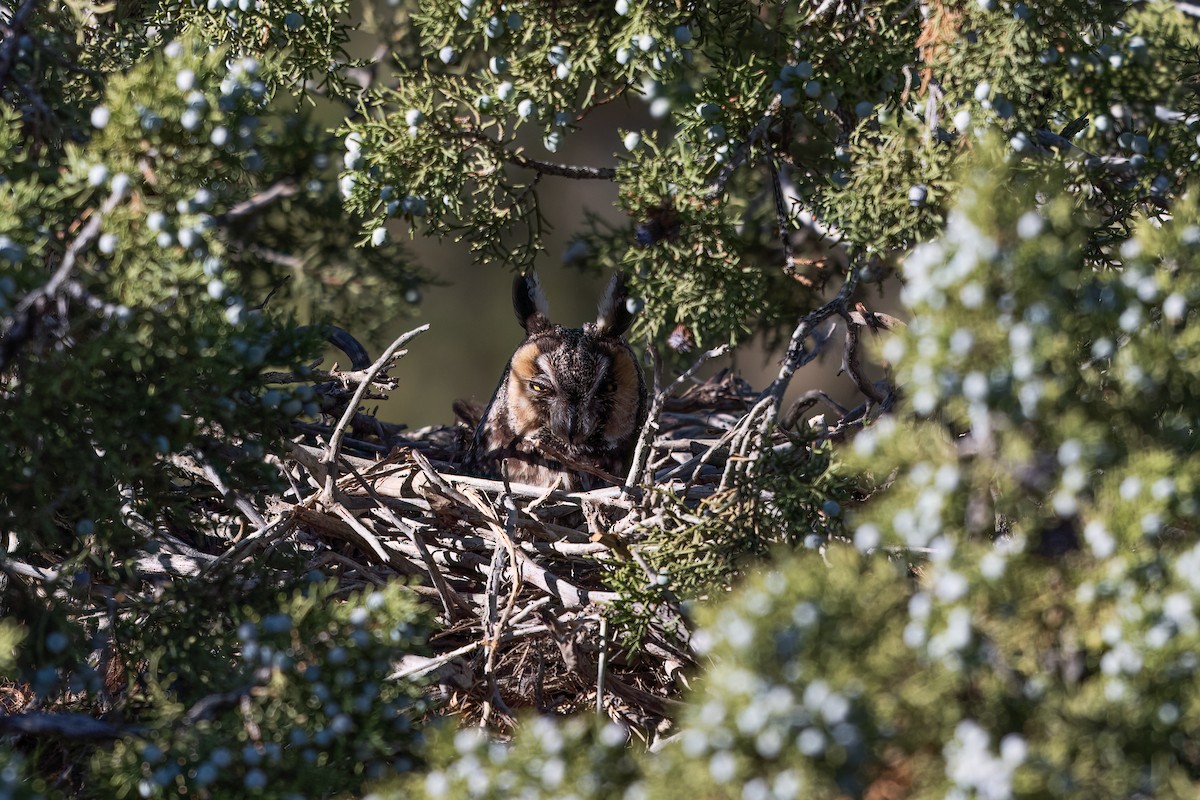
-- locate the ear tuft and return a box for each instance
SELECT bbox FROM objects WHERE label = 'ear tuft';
[595,273,637,338]
[513,271,551,333]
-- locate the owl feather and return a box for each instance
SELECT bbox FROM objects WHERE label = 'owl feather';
[466,273,647,490]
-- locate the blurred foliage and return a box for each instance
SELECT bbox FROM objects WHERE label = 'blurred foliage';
[605,438,855,653]
[1,0,427,794]
[89,581,430,799]
[376,146,1200,797]
[385,713,642,800]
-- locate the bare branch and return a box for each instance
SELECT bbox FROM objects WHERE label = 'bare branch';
[506,151,617,180]
[321,324,430,503]
[0,557,61,582]
[478,492,521,726]
[1,186,127,370]
[766,154,797,274]
[596,615,610,720]
[705,95,783,200]
[347,461,470,620]
[624,344,731,494]
[215,181,300,224]
[839,309,885,404]
[0,712,141,740]
[761,264,860,413]
[780,389,850,430]
[458,127,616,180]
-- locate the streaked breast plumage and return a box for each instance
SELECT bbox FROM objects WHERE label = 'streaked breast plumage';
[465,272,647,490]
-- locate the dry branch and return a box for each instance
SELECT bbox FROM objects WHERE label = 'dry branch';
[1,186,127,370]
[320,324,430,503]
[0,712,141,740]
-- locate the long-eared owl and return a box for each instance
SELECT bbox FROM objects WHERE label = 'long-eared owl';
[466,272,647,490]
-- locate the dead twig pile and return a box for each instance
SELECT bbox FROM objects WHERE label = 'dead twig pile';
[3,284,896,744]
[228,292,891,737]
[256,332,765,738]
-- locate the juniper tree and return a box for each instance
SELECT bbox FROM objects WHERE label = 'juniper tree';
[0,0,429,794]
[3,0,1200,797]
[367,0,1200,798]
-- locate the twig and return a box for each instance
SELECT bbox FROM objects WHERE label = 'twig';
[183,463,295,571]
[526,476,564,515]
[321,324,429,503]
[719,396,775,491]
[506,151,617,180]
[596,615,609,720]
[646,427,737,485]
[393,471,636,510]
[495,536,617,607]
[347,462,469,620]
[20,189,125,310]
[182,669,272,724]
[624,344,730,494]
[480,539,509,727]
[458,127,616,180]
[215,181,300,224]
[131,544,212,578]
[766,154,796,274]
[780,389,850,430]
[705,95,783,200]
[391,641,482,681]
[390,622,554,682]
[190,453,271,530]
[777,168,848,250]
[535,440,628,488]
[923,78,945,147]
[312,323,373,371]
[1,186,127,370]
[245,243,305,270]
[425,531,608,559]
[408,448,477,507]
[839,309,885,404]
[761,263,860,412]
[0,557,61,582]
[331,505,391,564]
[506,596,552,627]
[203,513,297,573]
[0,712,141,740]
[478,493,522,726]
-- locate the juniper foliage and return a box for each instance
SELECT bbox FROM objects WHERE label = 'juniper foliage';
[3,0,1200,797]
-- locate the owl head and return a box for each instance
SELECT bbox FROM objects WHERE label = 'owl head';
[467,272,647,489]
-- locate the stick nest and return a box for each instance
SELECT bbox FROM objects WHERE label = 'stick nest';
[285,363,765,739]
[126,309,885,742]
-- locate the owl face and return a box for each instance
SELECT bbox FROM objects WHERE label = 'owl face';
[467,273,647,490]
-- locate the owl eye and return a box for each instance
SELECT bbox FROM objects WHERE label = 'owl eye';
[528,380,552,395]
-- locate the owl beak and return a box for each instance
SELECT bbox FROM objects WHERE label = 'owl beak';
[553,407,588,445]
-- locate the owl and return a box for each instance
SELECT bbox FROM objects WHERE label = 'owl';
[465,272,647,490]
